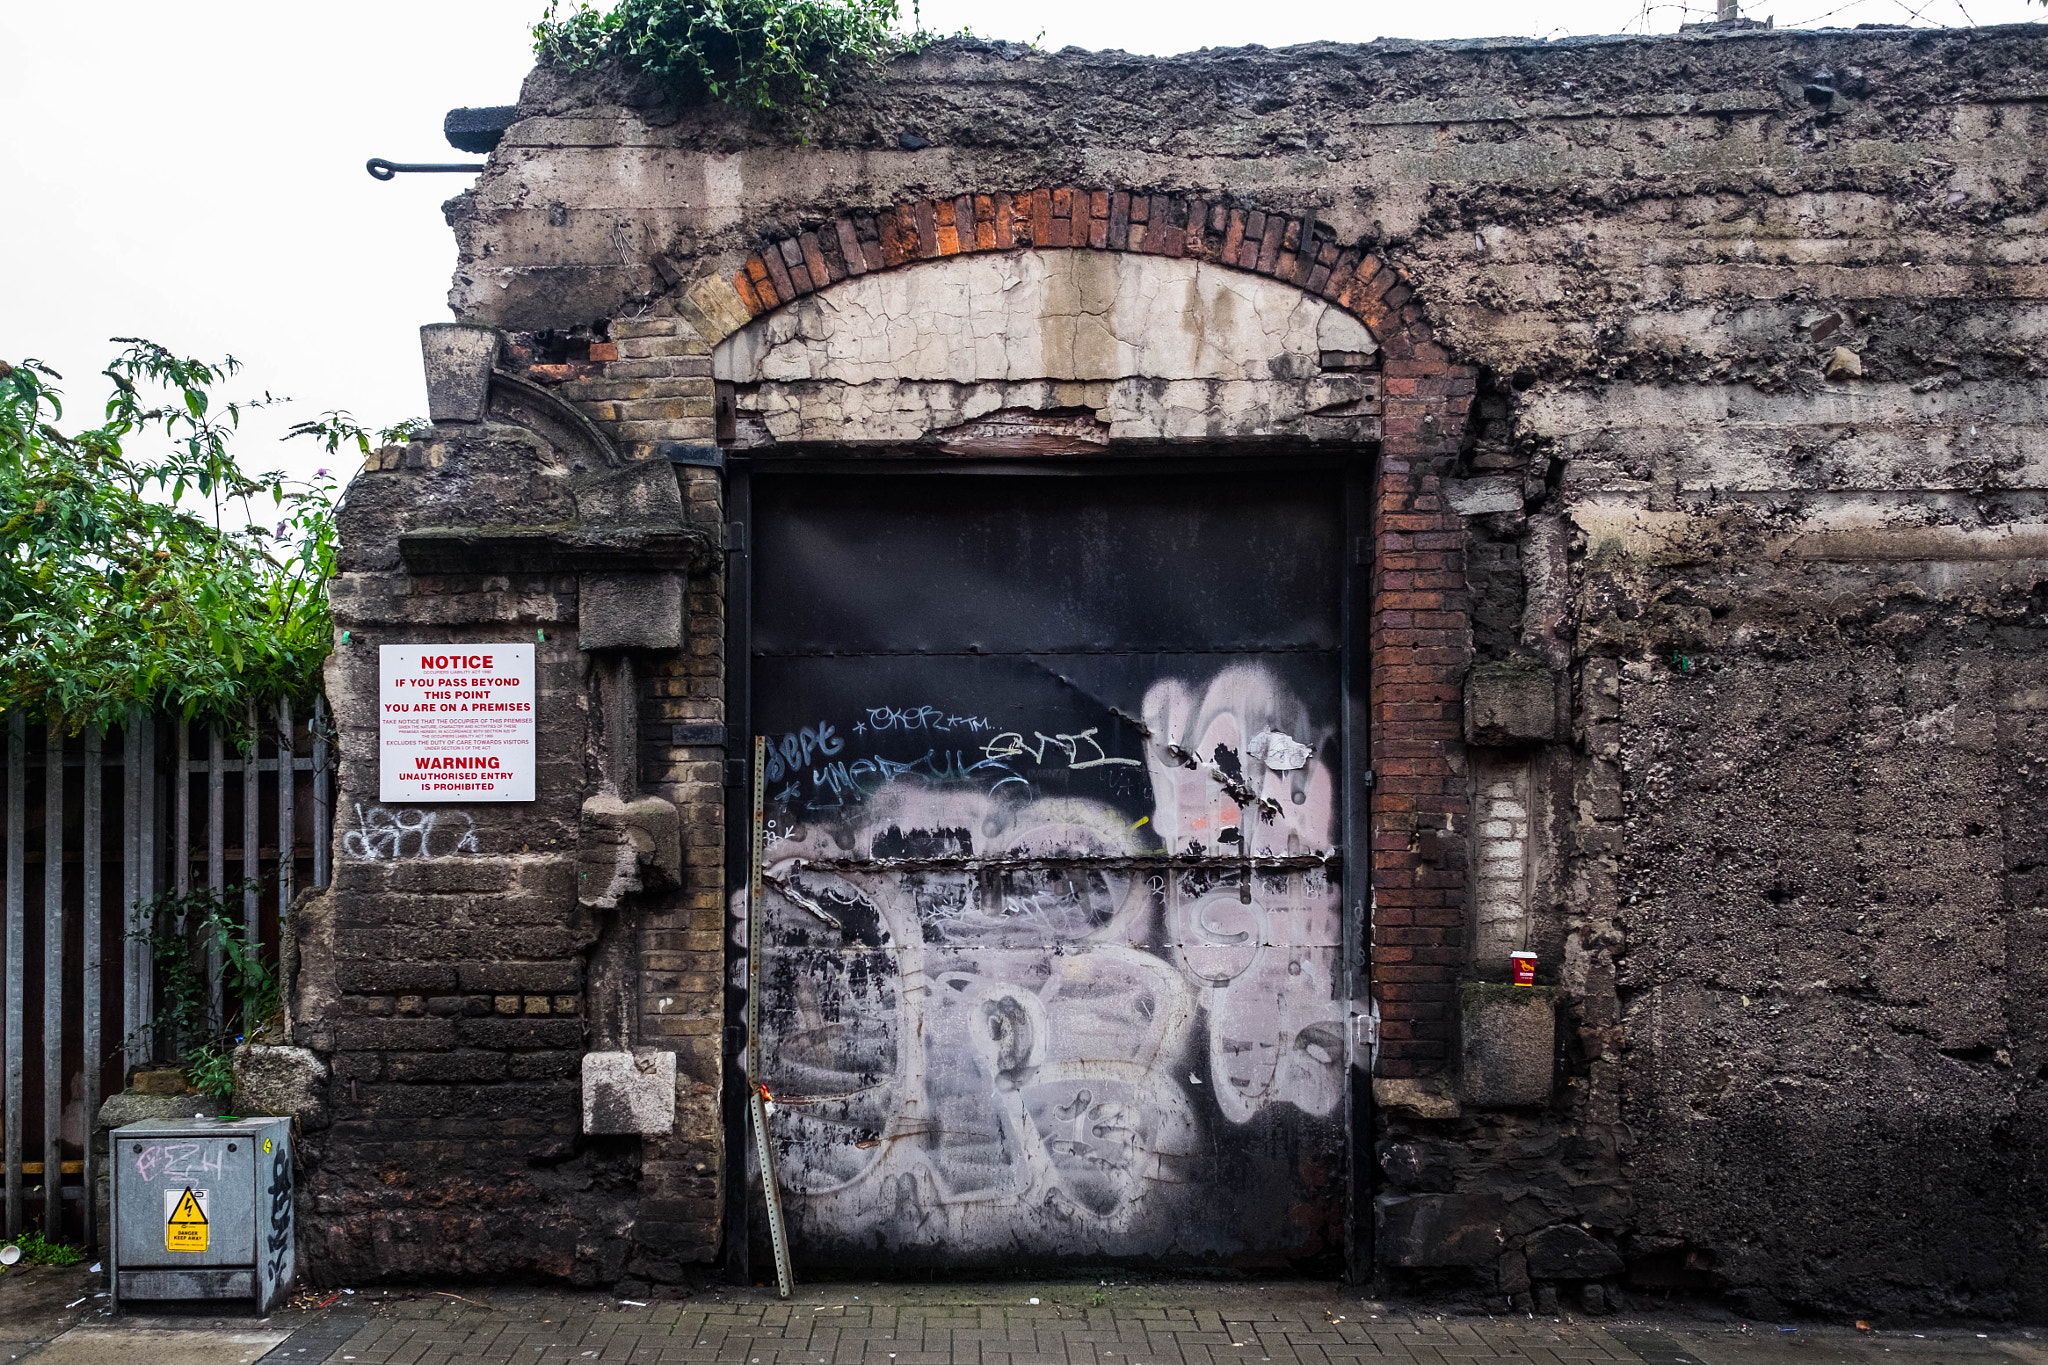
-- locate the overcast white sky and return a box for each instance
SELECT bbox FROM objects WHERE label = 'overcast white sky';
[3,0,2035,490]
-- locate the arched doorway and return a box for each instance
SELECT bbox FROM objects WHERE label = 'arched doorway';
[716,245,1383,1273]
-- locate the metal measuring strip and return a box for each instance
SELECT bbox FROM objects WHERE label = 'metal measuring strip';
[745,735,794,1299]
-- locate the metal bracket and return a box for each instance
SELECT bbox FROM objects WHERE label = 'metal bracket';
[723,759,747,788]
[662,444,727,471]
[724,522,747,554]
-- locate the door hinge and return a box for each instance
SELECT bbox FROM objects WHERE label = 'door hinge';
[715,380,738,443]
[723,759,747,788]
[1353,535,1373,568]
[724,521,747,554]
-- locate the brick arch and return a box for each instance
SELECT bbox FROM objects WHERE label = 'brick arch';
[721,186,1475,1080]
[730,188,1427,355]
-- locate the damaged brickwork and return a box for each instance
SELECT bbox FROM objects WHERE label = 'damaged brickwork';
[293,21,2048,1319]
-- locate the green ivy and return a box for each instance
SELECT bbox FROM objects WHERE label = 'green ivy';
[0,341,395,731]
[533,0,908,125]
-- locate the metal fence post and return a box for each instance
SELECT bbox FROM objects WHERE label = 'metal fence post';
[42,718,63,1238]
[312,696,331,891]
[6,711,27,1237]
[82,725,104,1251]
[277,698,295,921]
[242,700,259,980]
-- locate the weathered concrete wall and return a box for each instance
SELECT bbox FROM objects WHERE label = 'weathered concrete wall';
[305,20,2048,1317]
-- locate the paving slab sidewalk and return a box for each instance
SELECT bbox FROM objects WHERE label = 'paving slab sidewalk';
[0,1263,101,1362]
[202,1282,2048,1365]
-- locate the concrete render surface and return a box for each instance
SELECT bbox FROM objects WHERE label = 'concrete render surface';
[8,1278,2048,1365]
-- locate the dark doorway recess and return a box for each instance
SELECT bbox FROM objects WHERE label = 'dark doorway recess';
[727,455,1372,1277]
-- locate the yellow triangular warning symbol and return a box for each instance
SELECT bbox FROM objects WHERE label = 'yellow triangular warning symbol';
[165,1186,209,1252]
[169,1188,207,1226]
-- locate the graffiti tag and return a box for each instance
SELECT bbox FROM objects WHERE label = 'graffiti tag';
[265,1143,293,1284]
[343,804,480,860]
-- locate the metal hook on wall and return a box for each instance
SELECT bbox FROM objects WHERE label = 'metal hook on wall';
[365,158,486,181]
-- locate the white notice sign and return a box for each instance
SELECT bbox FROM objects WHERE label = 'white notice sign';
[380,644,535,802]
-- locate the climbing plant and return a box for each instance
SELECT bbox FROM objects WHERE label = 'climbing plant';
[0,341,404,731]
[132,884,282,1098]
[533,0,909,124]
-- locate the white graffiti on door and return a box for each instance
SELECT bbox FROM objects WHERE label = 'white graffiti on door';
[754,663,1350,1260]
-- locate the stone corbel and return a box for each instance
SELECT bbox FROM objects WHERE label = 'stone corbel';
[420,323,501,424]
[578,791,682,910]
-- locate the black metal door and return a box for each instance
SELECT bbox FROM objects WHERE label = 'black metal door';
[744,461,1355,1271]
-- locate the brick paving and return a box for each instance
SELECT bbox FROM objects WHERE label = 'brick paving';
[251,1283,2046,1365]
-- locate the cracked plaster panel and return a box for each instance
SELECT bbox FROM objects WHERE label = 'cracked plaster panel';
[731,373,1380,446]
[714,252,1371,387]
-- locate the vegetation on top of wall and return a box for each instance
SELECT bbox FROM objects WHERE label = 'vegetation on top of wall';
[0,341,399,731]
[532,0,910,125]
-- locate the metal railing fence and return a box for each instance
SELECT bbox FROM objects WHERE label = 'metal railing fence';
[0,698,332,1247]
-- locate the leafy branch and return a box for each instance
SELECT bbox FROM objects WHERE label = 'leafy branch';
[0,342,349,730]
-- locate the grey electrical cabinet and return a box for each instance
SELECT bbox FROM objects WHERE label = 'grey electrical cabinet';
[109,1116,294,1313]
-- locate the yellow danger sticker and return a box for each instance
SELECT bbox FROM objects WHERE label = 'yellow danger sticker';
[165,1187,209,1253]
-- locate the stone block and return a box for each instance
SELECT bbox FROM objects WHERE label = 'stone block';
[130,1068,191,1096]
[1372,1076,1461,1119]
[579,572,685,651]
[1376,1192,1508,1266]
[95,1091,224,1137]
[1445,477,1524,516]
[420,323,501,424]
[582,1050,677,1134]
[1460,983,1556,1108]
[1465,659,1558,746]
[232,1044,331,1128]
[1524,1222,1625,1279]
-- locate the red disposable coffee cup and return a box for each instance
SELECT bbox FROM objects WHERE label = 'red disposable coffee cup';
[1510,951,1537,986]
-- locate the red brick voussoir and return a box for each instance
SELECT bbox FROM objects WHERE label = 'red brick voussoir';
[728,189,1476,1076]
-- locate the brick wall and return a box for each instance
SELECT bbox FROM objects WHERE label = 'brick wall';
[499,185,1480,1082]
